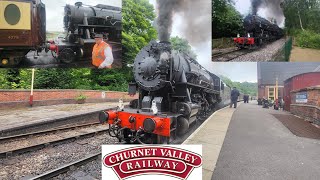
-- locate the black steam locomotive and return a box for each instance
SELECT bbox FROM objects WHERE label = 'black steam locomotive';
[234,15,284,49]
[99,41,237,144]
[47,2,122,63]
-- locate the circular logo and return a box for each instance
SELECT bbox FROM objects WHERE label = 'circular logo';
[4,4,21,25]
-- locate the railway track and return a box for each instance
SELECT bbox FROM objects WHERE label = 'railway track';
[0,123,108,158]
[212,49,252,61]
[28,117,208,179]
[1,112,209,179]
[29,153,102,180]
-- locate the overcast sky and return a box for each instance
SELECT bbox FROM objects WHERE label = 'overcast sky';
[234,0,251,15]
[44,0,121,32]
[209,62,258,83]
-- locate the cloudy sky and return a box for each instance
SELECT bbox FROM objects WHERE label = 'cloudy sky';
[44,0,121,32]
[234,0,251,15]
[209,62,258,83]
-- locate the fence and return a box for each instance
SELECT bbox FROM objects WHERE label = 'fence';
[273,37,293,62]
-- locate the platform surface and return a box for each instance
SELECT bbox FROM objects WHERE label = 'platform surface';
[0,102,119,132]
[212,103,320,180]
[183,104,238,180]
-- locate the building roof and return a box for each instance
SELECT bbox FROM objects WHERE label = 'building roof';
[258,62,320,86]
[284,72,320,83]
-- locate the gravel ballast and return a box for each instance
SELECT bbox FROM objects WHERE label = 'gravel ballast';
[229,38,287,62]
[0,133,118,180]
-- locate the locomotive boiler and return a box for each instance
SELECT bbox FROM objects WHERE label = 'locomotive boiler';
[0,0,46,67]
[234,15,284,49]
[47,2,122,63]
[99,41,221,144]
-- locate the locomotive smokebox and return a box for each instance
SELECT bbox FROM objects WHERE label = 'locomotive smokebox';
[133,41,172,92]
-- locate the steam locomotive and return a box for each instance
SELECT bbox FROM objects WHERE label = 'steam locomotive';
[233,15,284,49]
[47,2,122,63]
[99,41,241,144]
[0,0,121,67]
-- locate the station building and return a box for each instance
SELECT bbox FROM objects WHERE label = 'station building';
[284,72,320,125]
[257,62,320,101]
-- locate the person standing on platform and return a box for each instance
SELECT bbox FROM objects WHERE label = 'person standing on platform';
[92,34,114,69]
[230,87,240,108]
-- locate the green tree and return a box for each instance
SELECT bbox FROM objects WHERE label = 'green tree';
[34,69,74,89]
[122,0,157,65]
[3,69,21,89]
[213,0,244,38]
[220,76,257,96]
[283,0,320,33]
[170,36,197,59]
[283,0,320,49]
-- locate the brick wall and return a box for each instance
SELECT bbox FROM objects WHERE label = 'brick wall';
[0,89,138,109]
[290,86,320,125]
[0,89,137,102]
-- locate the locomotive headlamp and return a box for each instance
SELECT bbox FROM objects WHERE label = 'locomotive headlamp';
[143,118,156,133]
[2,59,9,65]
[99,111,109,124]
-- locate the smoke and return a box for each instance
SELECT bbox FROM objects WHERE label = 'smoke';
[156,0,211,47]
[251,0,264,15]
[156,0,182,42]
[250,0,285,26]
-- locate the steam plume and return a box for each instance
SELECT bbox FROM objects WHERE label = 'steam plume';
[156,0,211,46]
[251,0,285,26]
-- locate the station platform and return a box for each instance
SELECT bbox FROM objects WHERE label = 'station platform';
[0,102,119,136]
[184,102,320,180]
[183,104,238,179]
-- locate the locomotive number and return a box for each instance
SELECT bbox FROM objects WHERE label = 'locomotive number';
[8,36,19,40]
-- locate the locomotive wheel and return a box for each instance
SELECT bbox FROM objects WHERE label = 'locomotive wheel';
[176,117,189,136]
[59,48,75,64]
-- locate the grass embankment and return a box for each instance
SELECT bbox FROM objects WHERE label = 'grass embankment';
[290,30,320,49]
[213,38,234,49]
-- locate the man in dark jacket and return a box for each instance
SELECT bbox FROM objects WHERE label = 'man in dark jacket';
[244,95,249,103]
[230,87,240,108]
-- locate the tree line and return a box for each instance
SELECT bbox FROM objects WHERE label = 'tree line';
[213,0,243,39]
[283,0,320,49]
[220,76,258,97]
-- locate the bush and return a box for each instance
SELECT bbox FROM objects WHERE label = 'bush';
[75,94,87,101]
[213,38,235,49]
[295,30,320,49]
